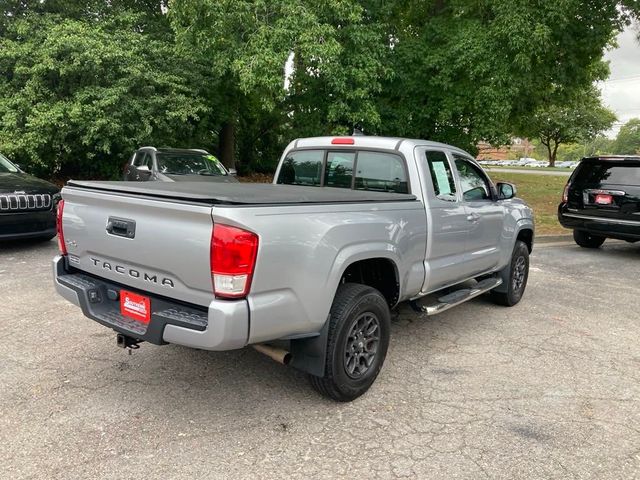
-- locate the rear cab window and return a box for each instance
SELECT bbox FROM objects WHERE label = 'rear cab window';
[277,149,409,193]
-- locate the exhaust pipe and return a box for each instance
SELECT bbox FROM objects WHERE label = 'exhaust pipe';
[252,344,292,365]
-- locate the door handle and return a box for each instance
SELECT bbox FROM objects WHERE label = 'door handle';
[106,217,136,238]
[466,213,480,222]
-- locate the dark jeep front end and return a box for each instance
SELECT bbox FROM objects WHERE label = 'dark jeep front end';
[0,154,60,241]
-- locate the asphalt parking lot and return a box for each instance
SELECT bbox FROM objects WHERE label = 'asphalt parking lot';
[1,239,639,479]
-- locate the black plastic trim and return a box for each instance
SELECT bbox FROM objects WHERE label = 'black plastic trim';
[57,266,209,344]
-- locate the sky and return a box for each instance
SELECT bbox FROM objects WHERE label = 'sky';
[601,24,640,137]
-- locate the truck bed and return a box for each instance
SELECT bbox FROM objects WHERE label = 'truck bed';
[66,181,416,205]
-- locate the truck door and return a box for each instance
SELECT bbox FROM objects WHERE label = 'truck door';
[452,155,503,275]
[417,149,471,292]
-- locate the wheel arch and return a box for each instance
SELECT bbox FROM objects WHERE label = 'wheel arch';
[516,227,534,252]
[338,257,400,308]
[290,251,400,378]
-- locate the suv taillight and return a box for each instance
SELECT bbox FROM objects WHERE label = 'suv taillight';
[56,199,67,255]
[562,183,570,203]
[210,224,259,299]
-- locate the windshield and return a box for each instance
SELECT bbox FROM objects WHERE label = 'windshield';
[156,153,227,176]
[0,153,19,173]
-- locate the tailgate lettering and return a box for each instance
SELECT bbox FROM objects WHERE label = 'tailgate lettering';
[90,257,175,288]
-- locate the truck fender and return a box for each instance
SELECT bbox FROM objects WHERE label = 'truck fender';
[492,223,534,294]
[289,244,401,378]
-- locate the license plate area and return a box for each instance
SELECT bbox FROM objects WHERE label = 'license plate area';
[583,189,625,208]
[120,290,151,323]
[594,194,612,205]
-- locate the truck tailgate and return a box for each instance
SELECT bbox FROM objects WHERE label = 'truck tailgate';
[61,186,215,307]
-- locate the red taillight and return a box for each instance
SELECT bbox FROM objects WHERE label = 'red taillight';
[562,183,570,203]
[331,137,355,145]
[210,224,259,299]
[56,199,67,255]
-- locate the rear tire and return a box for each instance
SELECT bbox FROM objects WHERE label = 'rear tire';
[573,230,605,248]
[309,283,390,402]
[490,240,529,307]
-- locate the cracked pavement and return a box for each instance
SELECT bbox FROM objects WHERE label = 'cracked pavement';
[1,239,639,479]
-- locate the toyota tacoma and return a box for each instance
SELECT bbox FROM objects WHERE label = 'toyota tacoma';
[53,136,534,401]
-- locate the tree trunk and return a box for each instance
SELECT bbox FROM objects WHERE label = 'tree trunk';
[544,141,553,165]
[550,141,560,167]
[219,121,236,170]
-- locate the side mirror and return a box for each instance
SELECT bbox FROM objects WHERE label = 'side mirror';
[227,168,237,176]
[137,165,150,171]
[497,182,516,200]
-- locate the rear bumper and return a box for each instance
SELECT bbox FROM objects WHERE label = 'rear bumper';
[558,204,640,241]
[52,255,249,351]
[0,211,56,240]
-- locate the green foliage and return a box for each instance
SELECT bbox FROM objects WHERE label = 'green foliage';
[0,0,638,179]
[376,0,634,151]
[170,0,389,134]
[517,87,616,165]
[613,118,640,155]
[0,1,212,179]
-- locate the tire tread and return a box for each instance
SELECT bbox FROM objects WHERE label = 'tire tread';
[309,283,389,402]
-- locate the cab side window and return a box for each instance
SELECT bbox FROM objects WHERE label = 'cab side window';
[425,150,457,200]
[354,151,408,193]
[453,156,492,201]
[277,150,324,186]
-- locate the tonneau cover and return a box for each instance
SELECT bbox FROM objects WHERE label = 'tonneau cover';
[65,180,416,205]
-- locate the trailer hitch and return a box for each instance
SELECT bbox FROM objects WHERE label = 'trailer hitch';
[116,333,142,354]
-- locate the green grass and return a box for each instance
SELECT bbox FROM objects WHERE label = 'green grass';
[487,172,568,235]
[485,165,573,173]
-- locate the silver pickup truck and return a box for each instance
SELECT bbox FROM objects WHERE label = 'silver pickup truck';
[53,136,534,401]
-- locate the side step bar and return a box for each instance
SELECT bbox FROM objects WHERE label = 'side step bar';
[410,277,502,316]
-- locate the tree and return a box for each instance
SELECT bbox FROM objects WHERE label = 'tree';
[374,1,637,152]
[169,0,389,168]
[613,118,640,155]
[0,1,215,179]
[170,0,639,160]
[2,1,639,179]
[518,88,616,166]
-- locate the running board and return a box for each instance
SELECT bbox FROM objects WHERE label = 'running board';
[410,277,502,316]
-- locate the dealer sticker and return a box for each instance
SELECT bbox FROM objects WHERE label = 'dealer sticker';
[120,290,151,324]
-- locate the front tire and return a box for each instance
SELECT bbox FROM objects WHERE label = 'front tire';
[490,240,529,307]
[573,230,605,248]
[309,283,391,402]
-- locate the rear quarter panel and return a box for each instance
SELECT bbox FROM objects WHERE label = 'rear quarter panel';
[213,201,426,343]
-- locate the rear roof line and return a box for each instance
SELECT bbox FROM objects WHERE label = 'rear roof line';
[584,155,640,161]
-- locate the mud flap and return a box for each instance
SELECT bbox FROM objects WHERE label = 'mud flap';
[288,318,330,377]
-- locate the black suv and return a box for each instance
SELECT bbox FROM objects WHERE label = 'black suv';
[123,147,239,183]
[0,153,60,241]
[558,156,640,248]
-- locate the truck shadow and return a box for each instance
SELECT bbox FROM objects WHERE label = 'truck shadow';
[0,237,57,254]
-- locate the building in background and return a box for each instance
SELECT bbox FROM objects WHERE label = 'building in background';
[476,138,534,160]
